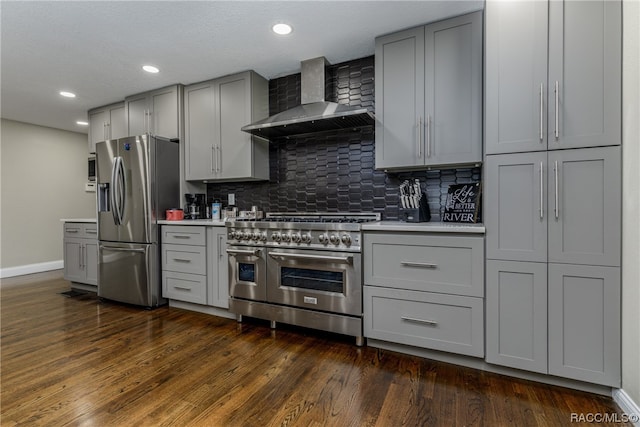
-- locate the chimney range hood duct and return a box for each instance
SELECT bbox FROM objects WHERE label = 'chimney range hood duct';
[241,57,375,139]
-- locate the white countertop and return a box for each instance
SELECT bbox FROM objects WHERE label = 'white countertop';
[362,221,485,234]
[158,219,227,227]
[60,218,96,223]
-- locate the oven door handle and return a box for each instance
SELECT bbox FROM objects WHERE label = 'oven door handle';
[268,251,353,264]
[226,248,262,256]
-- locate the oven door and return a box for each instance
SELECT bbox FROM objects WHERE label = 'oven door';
[266,248,362,316]
[227,245,266,301]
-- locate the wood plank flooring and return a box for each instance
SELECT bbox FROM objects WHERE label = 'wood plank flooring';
[0,271,630,426]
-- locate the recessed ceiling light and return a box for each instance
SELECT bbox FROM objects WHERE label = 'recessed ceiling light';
[272,23,292,35]
[143,65,160,73]
[76,121,89,126]
[60,91,76,98]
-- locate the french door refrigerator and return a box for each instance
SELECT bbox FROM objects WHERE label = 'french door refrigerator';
[96,134,179,307]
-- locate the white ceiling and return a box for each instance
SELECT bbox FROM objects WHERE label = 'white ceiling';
[1,0,483,134]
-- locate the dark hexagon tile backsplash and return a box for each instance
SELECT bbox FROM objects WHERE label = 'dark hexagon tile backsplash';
[206,56,481,221]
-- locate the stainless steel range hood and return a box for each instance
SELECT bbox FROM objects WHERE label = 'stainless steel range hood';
[241,57,375,139]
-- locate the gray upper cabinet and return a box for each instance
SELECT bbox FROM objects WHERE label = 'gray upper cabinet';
[185,71,269,182]
[88,102,126,153]
[547,0,621,149]
[547,147,621,267]
[485,0,621,155]
[375,11,482,170]
[485,1,548,154]
[485,152,548,263]
[125,85,183,139]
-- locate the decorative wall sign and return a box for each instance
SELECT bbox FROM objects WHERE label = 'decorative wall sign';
[443,183,482,223]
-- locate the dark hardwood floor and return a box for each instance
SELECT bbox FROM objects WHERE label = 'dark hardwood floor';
[0,271,630,426]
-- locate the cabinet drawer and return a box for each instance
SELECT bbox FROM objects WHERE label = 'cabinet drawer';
[64,223,97,239]
[162,244,206,274]
[163,271,207,304]
[363,233,484,297]
[162,226,206,246]
[364,286,484,357]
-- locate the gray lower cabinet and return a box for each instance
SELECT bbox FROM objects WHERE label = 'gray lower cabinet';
[125,85,183,139]
[486,260,548,374]
[207,227,228,308]
[63,222,98,287]
[485,147,621,267]
[162,226,207,304]
[548,263,621,386]
[185,71,269,182]
[363,231,484,357]
[485,0,621,154]
[375,11,482,170]
[161,225,229,309]
[88,102,126,153]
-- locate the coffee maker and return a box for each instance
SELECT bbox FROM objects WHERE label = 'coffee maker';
[184,193,206,220]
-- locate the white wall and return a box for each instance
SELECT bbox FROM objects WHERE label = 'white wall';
[621,0,640,410]
[0,119,95,274]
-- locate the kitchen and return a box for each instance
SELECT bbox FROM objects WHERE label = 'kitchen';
[1,1,639,426]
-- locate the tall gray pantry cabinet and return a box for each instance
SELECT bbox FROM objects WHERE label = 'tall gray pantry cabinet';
[484,0,621,387]
[374,11,483,169]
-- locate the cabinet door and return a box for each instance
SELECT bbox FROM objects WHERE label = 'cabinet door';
[548,0,621,149]
[485,153,547,262]
[207,228,229,308]
[425,11,483,165]
[108,103,127,140]
[84,240,98,286]
[64,239,85,282]
[547,147,620,266]
[216,73,252,179]
[485,1,548,154]
[88,109,108,153]
[374,26,425,169]
[185,82,216,180]
[150,86,179,139]
[486,260,547,374]
[126,93,148,136]
[548,263,620,386]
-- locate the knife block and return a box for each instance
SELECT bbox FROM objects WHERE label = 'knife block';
[399,193,431,223]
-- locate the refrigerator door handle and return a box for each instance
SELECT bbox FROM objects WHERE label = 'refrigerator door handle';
[100,245,146,254]
[110,156,120,225]
[117,157,127,224]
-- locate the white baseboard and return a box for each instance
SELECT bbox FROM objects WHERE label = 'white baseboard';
[613,388,640,426]
[0,260,64,279]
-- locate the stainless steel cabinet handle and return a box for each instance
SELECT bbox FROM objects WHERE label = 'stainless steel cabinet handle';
[554,81,559,140]
[539,83,544,141]
[400,261,437,269]
[216,146,221,173]
[219,235,224,259]
[428,115,432,158]
[172,258,191,263]
[227,248,261,256]
[540,161,544,220]
[99,245,146,253]
[173,235,191,239]
[66,229,79,234]
[79,245,83,269]
[174,286,192,291]
[417,117,422,159]
[211,145,215,173]
[401,316,438,326]
[85,230,97,235]
[554,160,559,219]
[269,251,353,264]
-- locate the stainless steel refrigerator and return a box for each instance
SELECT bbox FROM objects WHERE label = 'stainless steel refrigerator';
[96,134,179,307]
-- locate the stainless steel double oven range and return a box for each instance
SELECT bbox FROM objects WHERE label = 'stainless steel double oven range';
[226,212,380,346]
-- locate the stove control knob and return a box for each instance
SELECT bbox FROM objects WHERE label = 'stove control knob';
[242,232,251,240]
[271,232,281,242]
[341,234,352,245]
[260,232,268,242]
[229,231,236,239]
[301,233,312,243]
[292,233,302,243]
[251,232,259,240]
[318,234,328,244]
[282,233,291,242]
[329,234,340,245]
